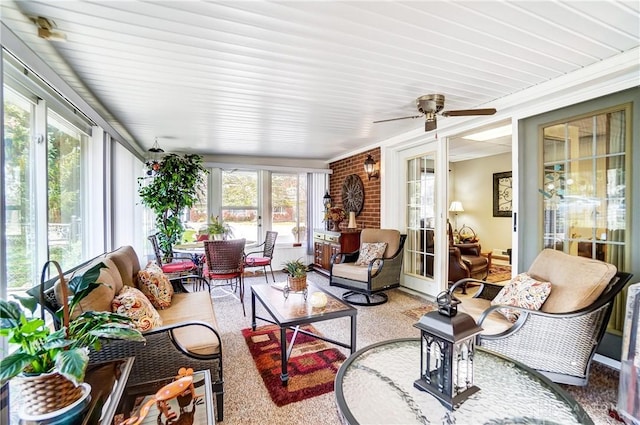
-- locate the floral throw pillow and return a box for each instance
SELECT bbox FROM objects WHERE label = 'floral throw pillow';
[137,262,174,309]
[355,242,388,266]
[112,286,162,332]
[491,272,552,322]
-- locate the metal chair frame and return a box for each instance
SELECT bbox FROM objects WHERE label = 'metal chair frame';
[244,231,278,283]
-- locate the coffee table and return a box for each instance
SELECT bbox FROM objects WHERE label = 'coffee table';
[251,282,357,386]
[335,338,593,425]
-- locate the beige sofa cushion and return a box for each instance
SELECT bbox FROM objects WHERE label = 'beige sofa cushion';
[106,245,141,287]
[528,249,617,313]
[458,297,512,335]
[360,229,400,258]
[158,292,221,355]
[54,257,124,319]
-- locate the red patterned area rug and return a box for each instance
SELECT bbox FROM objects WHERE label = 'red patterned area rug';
[486,264,512,283]
[242,324,346,406]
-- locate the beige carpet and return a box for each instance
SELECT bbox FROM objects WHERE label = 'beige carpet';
[212,271,621,425]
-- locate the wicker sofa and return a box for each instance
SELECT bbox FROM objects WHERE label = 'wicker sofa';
[30,245,225,422]
[449,249,632,386]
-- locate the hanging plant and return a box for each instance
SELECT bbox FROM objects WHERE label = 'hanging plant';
[138,153,208,259]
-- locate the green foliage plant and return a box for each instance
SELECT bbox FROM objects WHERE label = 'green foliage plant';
[138,153,208,258]
[207,215,232,236]
[283,258,307,278]
[0,262,145,386]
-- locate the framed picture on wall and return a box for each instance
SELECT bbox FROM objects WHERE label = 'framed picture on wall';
[493,171,512,217]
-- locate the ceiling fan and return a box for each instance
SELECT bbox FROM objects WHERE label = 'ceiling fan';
[373,94,496,132]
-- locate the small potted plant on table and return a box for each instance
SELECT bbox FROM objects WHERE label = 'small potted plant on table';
[283,258,308,299]
[0,261,145,420]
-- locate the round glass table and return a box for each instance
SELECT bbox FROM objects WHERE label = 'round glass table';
[335,338,593,425]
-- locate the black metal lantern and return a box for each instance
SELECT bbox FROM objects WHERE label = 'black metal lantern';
[413,291,483,410]
[323,191,332,231]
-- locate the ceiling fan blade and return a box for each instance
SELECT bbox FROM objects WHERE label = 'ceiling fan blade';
[373,115,422,123]
[425,118,437,132]
[441,108,497,117]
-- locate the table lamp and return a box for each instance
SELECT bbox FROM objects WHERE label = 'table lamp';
[449,201,464,233]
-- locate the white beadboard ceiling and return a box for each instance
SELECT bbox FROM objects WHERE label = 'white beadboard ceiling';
[1,1,638,161]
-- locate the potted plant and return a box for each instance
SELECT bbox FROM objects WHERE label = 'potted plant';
[0,261,145,419]
[207,215,232,240]
[138,153,208,260]
[283,258,307,293]
[324,207,346,231]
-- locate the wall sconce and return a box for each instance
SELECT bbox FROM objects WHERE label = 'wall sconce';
[364,154,379,181]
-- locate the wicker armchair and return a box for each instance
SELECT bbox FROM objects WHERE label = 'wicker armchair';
[330,229,406,306]
[449,249,633,386]
[203,239,247,315]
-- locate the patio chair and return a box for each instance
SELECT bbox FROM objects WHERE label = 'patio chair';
[202,239,246,316]
[449,248,633,386]
[330,229,406,306]
[244,231,278,283]
[148,233,198,276]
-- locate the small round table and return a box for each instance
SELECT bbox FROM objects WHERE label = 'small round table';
[335,338,593,425]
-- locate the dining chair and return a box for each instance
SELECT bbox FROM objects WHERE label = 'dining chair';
[244,231,278,283]
[202,239,247,316]
[148,234,198,276]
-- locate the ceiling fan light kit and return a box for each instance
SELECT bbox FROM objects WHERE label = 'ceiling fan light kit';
[373,94,496,132]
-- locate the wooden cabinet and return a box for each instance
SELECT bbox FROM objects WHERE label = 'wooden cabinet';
[313,229,361,276]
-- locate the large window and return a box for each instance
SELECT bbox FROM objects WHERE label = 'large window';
[272,173,307,244]
[47,111,86,270]
[3,55,93,299]
[4,86,36,291]
[221,170,259,243]
[542,108,627,271]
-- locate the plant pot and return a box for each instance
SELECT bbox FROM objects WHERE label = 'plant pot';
[287,275,307,292]
[18,376,91,423]
[212,233,224,240]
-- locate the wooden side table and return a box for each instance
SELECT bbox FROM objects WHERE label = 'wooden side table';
[9,357,134,425]
[480,251,492,269]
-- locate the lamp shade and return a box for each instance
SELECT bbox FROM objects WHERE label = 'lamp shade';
[449,201,464,212]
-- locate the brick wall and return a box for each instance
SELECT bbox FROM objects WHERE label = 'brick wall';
[329,148,381,230]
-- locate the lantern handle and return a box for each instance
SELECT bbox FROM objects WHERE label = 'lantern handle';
[436,291,460,317]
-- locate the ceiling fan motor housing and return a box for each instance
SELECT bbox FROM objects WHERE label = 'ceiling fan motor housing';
[416,94,445,114]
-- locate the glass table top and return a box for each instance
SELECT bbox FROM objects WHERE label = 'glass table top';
[335,338,593,425]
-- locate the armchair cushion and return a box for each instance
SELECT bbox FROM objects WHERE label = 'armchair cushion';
[529,249,617,313]
[360,229,400,257]
[490,272,551,322]
[332,262,379,282]
[355,242,387,266]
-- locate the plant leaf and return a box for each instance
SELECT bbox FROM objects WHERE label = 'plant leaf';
[55,348,89,386]
[12,294,39,314]
[0,352,37,384]
[0,299,24,325]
